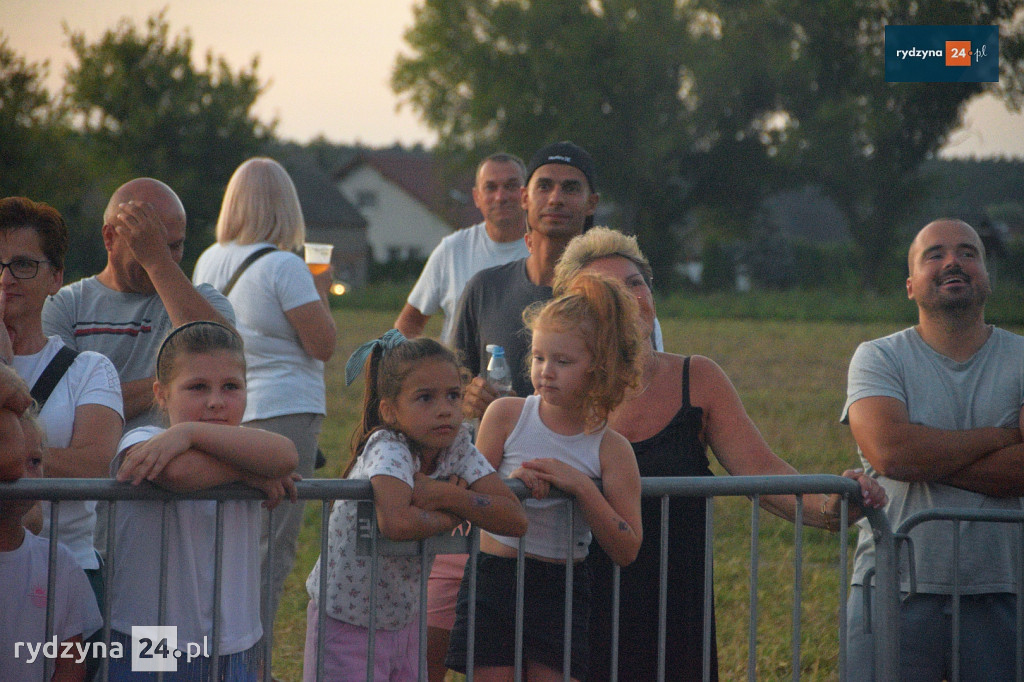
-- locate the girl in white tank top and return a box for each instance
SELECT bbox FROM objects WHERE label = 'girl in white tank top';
[454,272,646,680]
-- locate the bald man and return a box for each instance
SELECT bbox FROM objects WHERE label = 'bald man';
[43,178,235,430]
[841,219,1024,681]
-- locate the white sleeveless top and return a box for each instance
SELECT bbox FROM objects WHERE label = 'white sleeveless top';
[488,395,605,560]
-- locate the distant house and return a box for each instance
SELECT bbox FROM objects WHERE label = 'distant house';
[334,148,480,263]
[673,186,853,288]
[764,186,851,244]
[282,158,370,287]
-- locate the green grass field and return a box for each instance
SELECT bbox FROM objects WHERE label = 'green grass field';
[266,306,1017,681]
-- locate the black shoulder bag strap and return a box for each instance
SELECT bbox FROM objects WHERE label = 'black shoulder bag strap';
[221,247,277,296]
[30,345,80,409]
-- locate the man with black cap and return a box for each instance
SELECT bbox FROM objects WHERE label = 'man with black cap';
[452,141,599,420]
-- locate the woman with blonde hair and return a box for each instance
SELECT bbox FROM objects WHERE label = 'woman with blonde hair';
[193,157,336,640]
[554,227,886,682]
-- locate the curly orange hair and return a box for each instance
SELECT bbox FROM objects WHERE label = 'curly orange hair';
[524,271,644,431]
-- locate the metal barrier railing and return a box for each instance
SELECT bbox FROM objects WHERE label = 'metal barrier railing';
[0,474,899,681]
[893,507,1024,682]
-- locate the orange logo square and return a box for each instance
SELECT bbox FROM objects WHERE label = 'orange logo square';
[946,41,972,66]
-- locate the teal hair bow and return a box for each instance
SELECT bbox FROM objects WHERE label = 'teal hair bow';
[344,328,408,386]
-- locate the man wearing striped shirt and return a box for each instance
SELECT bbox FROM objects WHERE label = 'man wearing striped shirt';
[43,177,234,431]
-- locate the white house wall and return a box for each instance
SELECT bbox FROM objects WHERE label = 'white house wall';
[338,165,454,262]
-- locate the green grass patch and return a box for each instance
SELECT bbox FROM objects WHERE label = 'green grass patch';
[655,285,1024,325]
[332,279,417,311]
[339,280,1024,326]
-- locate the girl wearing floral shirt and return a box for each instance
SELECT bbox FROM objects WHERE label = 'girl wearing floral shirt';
[303,333,526,681]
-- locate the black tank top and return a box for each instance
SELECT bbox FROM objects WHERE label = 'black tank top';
[587,356,719,682]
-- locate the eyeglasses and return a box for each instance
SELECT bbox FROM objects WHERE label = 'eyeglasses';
[0,258,50,279]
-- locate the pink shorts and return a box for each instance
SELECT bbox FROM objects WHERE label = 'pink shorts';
[426,553,470,630]
[303,600,419,682]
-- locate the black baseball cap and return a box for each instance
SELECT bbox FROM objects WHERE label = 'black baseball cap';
[525,141,596,192]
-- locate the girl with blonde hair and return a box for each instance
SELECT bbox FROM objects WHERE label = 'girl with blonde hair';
[446,272,646,681]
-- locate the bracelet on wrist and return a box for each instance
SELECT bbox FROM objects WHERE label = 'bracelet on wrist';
[821,496,841,532]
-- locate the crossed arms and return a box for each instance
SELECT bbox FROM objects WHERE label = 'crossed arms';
[847,396,1024,497]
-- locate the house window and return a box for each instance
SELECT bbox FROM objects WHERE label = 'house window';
[355,190,378,209]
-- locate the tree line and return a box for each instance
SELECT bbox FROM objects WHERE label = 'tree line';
[393,0,1024,289]
[3,2,1024,290]
[1,11,268,280]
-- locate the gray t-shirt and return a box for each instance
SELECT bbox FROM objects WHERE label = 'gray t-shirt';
[42,275,236,431]
[452,258,551,398]
[841,326,1024,593]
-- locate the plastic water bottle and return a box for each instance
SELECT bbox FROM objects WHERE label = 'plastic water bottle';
[485,344,513,397]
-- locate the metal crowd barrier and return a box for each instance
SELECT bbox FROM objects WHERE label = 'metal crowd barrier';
[0,474,899,681]
[893,507,1024,682]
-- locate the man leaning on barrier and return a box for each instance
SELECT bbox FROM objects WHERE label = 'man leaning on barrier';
[842,218,1024,681]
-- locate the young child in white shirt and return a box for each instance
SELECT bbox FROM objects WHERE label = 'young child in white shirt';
[0,410,102,682]
[303,332,526,682]
[107,321,298,681]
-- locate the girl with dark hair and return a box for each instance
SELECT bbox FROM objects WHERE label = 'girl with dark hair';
[303,331,525,682]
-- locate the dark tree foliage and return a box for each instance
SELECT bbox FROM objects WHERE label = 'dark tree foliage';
[393,0,778,286]
[766,0,1024,288]
[0,35,105,279]
[64,11,273,268]
[0,36,92,208]
[393,0,1024,290]
[0,35,55,197]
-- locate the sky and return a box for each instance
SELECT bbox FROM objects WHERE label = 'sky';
[3,0,1024,158]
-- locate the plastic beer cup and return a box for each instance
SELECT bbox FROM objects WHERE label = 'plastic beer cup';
[304,242,333,276]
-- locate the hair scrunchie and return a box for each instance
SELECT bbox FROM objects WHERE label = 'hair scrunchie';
[344,328,408,386]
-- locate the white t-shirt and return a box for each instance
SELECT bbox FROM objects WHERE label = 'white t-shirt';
[13,336,124,569]
[407,222,529,343]
[108,426,262,653]
[306,425,495,630]
[192,241,325,421]
[0,531,102,681]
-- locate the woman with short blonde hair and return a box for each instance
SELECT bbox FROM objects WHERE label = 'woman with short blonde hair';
[556,227,887,682]
[554,225,653,292]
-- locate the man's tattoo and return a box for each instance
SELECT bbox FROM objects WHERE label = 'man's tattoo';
[471,495,492,508]
[618,520,630,532]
